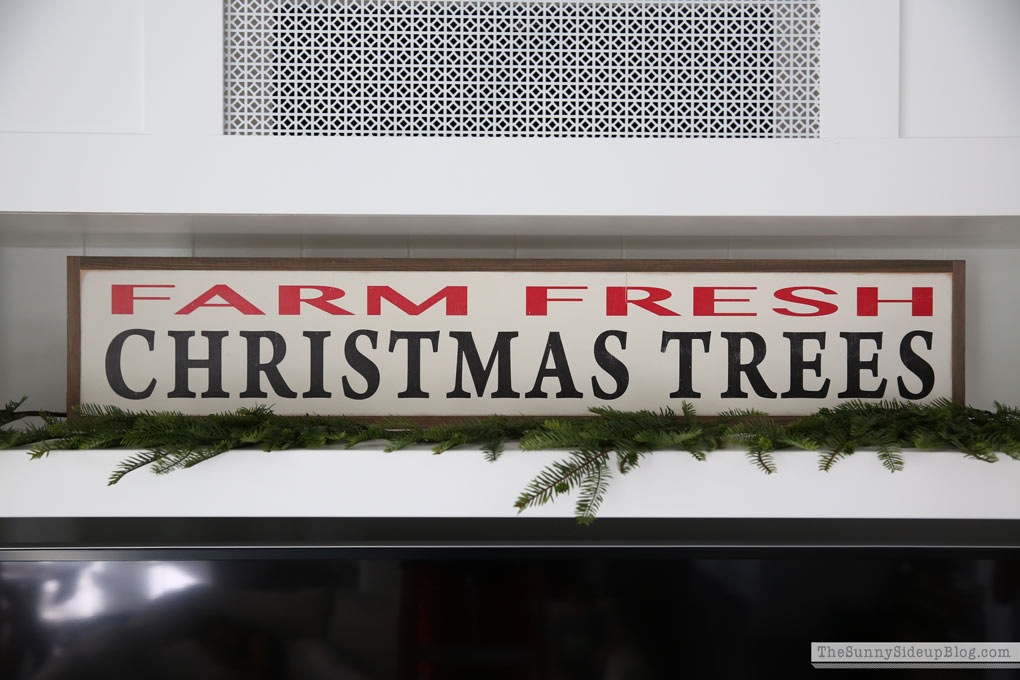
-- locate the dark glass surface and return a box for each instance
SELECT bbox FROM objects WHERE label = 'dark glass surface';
[2,557,1019,679]
[4,517,1020,549]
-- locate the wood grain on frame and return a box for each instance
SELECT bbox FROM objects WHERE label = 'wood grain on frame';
[952,259,966,404]
[67,257,967,416]
[67,256,82,415]
[72,257,956,273]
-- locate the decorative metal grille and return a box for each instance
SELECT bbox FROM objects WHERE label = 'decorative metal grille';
[224,0,819,137]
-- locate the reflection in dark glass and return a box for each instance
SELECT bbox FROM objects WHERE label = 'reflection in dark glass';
[1,559,1018,678]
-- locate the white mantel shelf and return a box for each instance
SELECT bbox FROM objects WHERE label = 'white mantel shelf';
[1,135,1019,217]
[1,446,1018,520]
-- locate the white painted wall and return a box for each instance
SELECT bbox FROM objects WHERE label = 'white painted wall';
[0,0,144,133]
[820,0,900,138]
[901,0,1020,138]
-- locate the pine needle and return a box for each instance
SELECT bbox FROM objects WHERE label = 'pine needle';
[3,396,1020,524]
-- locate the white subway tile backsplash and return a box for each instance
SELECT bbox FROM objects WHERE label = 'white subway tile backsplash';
[84,232,194,257]
[729,237,837,259]
[194,234,302,257]
[516,237,623,259]
[409,236,516,259]
[624,237,729,259]
[301,235,409,259]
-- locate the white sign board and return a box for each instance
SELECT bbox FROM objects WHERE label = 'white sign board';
[69,258,964,417]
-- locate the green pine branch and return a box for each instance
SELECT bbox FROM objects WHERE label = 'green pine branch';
[3,397,1020,524]
[513,447,613,514]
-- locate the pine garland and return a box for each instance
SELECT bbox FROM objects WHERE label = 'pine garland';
[3,396,1020,524]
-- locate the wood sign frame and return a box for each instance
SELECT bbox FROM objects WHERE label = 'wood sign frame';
[68,257,965,418]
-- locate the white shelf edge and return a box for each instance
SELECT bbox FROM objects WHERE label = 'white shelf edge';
[1,135,1019,216]
[1,446,1017,520]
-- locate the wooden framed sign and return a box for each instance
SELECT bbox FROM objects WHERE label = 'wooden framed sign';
[68,258,964,418]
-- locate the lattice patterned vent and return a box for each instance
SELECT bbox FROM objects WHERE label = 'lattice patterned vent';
[224,0,820,137]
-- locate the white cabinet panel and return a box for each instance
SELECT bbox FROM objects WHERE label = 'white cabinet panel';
[902,0,1020,138]
[0,0,143,133]
[819,0,900,138]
